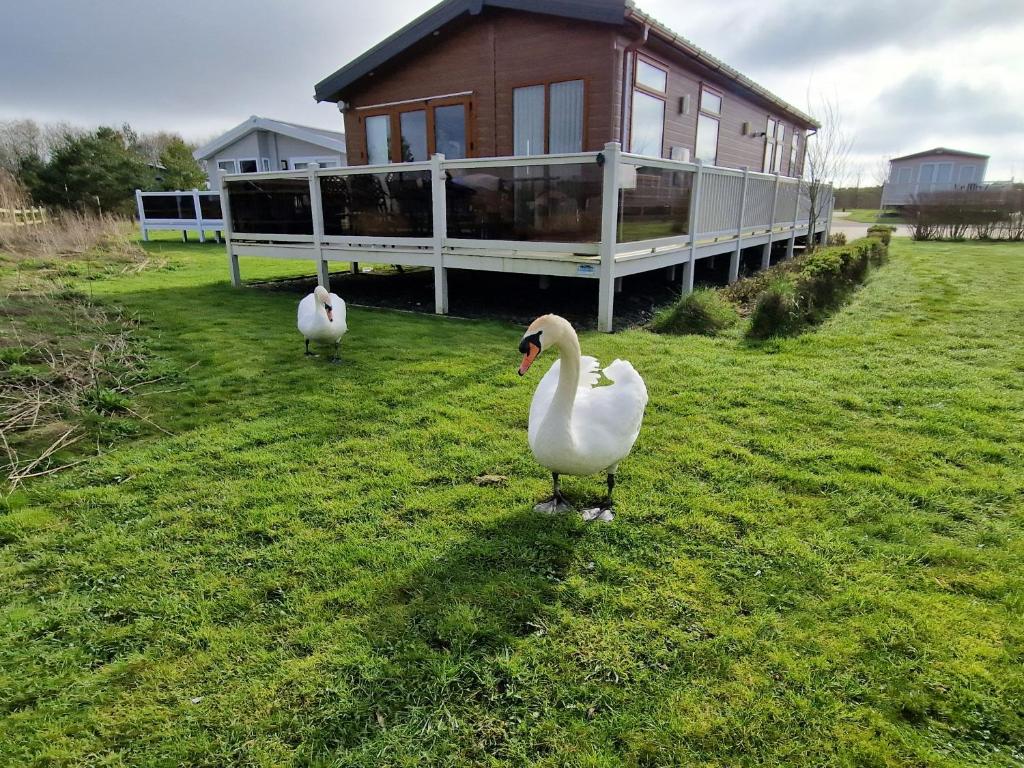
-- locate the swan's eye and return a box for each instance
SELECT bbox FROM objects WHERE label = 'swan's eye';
[325,304,333,312]
[519,331,541,354]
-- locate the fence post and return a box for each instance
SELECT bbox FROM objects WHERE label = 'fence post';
[729,166,750,283]
[306,164,329,289]
[135,189,148,241]
[597,141,622,333]
[431,152,448,315]
[762,172,780,270]
[220,173,240,287]
[824,185,834,244]
[786,178,800,260]
[191,188,205,243]
[682,159,704,295]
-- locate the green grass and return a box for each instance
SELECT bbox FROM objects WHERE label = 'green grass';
[1,237,1023,766]
[839,208,909,225]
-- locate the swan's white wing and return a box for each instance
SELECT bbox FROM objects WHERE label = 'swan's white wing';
[297,293,316,335]
[528,356,602,446]
[329,293,348,333]
[571,359,648,470]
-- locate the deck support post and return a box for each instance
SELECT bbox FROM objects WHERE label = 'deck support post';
[307,164,328,289]
[786,178,801,260]
[135,189,149,241]
[219,172,240,287]
[762,172,780,270]
[192,188,206,243]
[431,152,449,315]
[539,275,550,290]
[729,166,750,283]
[350,262,360,275]
[682,159,705,295]
[597,142,622,333]
[666,265,677,282]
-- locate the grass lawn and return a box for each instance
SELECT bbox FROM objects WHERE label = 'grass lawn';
[838,208,909,225]
[1,237,1022,766]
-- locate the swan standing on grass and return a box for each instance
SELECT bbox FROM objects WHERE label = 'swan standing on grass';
[298,285,347,362]
[518,314,648,522]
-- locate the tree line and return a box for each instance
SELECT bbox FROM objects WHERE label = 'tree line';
[0,119,206,216]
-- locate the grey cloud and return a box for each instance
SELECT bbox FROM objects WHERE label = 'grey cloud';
[717,0,1024,70]
[854,72,1024,155]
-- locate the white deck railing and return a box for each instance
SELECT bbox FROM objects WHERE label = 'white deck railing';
[135,189,224,242]
[220,143,832,331]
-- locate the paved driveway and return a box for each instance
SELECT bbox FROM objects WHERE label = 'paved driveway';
[830,212,913,240]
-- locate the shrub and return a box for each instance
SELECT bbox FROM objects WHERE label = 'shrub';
[827,232,847,246]
[652,288,738,336]
[748,279,799,338]
[867,224,895,245]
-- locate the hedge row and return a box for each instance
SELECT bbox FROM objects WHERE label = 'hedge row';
[653,235,889,338]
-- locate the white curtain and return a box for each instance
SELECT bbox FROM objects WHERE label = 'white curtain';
[549,80,584,154]
[514,85,545,156]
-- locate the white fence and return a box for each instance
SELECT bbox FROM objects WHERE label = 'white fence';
[0,206,47,228]
[135,189,224,242]
[220,142,833,331]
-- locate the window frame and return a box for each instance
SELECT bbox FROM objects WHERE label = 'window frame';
[511,77,588,156]
[629,55,668,157]
[237,157,260,174]
[358,95,474,164]
[217,159,238,175]
[695,83,723,165]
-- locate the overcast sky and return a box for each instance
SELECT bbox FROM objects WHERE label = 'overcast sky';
[2,0,1022,183]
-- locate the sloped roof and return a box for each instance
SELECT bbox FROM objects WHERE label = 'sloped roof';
[193,116,347,161]
[312,0,817,128]
[890,147,989,162]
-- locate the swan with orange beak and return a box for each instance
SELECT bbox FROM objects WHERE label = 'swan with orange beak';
[518,314,648,522]
[298,285,348,362]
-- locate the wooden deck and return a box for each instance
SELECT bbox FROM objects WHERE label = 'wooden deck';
[220,143,833,331]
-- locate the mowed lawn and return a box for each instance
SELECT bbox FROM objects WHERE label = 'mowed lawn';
[1,238,1022,767]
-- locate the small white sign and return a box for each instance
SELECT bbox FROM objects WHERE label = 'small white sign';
[577,264,596,276]
[620,165,638,190]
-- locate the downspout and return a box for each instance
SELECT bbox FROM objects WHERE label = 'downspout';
[619,19,650,147]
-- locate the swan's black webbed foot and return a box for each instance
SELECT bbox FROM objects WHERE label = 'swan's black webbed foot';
[581,501,614,523]
[304,339,316,357]
[330,342,342,364]
[582,473,616,522]
[534,472,574,514]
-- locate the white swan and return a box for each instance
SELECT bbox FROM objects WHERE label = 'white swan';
[297,285,347,362]
[518,314,648,522]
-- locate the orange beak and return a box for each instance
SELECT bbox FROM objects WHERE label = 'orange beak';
[518,345,540,376]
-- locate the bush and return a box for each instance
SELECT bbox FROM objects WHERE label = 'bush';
[827,232,847,246]
[748,279,799,338]
[652,288,738,336]
[867,224,895,245]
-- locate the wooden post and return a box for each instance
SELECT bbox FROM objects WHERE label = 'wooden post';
[597,142,622,333]
[430,152,448,315]
[135,189,148,241]
[729,166,750,283]
[682,159,704,295]
[824,184,834,244]
[762,172,780,270]
[220,173,240,287]
[307,164,329,289]
[192,188,206,243]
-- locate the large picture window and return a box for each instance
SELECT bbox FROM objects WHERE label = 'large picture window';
[361,98,470,163]
[630,57,667,158]
[695,86,721,164]
[513,79,584,156]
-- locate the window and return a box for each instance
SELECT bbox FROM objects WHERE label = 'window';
[631,91,666,157]
[288,156,341,170]
[400,110,429,162]
[514,85,545,155]
[513,80,584,156]
[366,115,391,165]
[434,104,467,159]
[958,165,976,185]
[695,86,721,164]
[217,159,238,175]
[897,166,913,185]
[238,159,259,174]
[935,162,953,185]
[549,80,584,153]
[261,158,271,172]
[636,60,667,92]
[791,133,800,175]
[630,58,667,157]
[763,118,788,173]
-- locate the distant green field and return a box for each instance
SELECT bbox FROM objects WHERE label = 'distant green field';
[1,237,1022,765]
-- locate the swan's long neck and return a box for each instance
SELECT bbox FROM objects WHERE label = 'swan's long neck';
[550,324,582,416]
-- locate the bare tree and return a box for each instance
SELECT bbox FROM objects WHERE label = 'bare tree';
[803,94,853,251]
[872,154,893,189]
